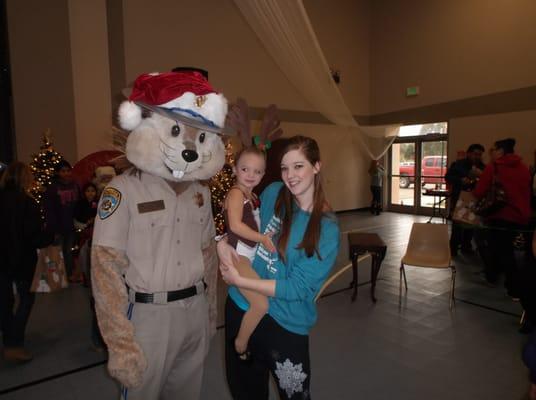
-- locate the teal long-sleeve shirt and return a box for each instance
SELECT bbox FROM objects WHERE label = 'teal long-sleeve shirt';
[228,182,341,335]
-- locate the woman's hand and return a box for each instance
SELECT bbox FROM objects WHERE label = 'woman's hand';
[261,233,276,253]
[219,262,242,286]
[216,239,240,270]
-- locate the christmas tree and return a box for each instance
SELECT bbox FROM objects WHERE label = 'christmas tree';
[209,140,235,235]
[30,129,64,206]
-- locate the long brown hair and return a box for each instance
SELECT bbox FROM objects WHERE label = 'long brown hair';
[0,161,33,192]
[274,135,327,262]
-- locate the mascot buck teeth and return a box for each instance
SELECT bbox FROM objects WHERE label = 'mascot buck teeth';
[91,69,228,399]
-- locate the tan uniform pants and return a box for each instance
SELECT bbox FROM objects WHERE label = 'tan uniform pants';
[121,293,210,400]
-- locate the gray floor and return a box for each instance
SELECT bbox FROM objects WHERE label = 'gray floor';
[0,211,530,399]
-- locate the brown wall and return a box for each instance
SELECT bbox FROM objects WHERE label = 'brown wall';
[449,110,536,168]
[371,0,536,115]
[7,0,77,164]
[68,0,113,159]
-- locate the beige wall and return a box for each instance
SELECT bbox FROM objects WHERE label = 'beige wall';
[7,0,78,164]
[120,0,370,115]
[68,0,113,160]
[371,0,536,114]
[449,110,536,168]
[278,122,370,211]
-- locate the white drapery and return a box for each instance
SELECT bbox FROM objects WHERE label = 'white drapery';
[233,0,399,160]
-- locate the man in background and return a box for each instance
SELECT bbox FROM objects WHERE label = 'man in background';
[445,143,485,256]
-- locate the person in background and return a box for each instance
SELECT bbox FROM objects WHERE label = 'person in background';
[368,159,385,216]
[0,162,53,362]
[445,143,485,256]
[473,138,531,296]
[73,182,104,350]
[522,230,536,399]
[43,160,80,281]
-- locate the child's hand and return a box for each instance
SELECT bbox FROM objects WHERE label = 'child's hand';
[261,233,276,253]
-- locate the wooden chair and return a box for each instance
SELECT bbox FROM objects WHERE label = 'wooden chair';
[400,223,456,310]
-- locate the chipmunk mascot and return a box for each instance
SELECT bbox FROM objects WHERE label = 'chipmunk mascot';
[91,69,228,400]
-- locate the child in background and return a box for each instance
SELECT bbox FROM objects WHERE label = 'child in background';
[74,182,104,350]
[43,160,80,281]
[224,146,275,358]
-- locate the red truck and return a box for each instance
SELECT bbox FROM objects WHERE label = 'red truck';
[398,156,447,188]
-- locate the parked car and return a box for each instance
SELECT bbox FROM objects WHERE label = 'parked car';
[398,156,447,188]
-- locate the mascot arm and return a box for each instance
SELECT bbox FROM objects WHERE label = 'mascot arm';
[91,245,147,388]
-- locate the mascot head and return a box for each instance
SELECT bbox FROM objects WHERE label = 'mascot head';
[118,70,228,181]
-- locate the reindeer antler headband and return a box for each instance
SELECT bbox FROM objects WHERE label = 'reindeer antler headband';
[226,98,283,150]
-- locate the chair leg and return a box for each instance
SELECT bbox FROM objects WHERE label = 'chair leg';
[401,263,408,290]
[399,263,403,305]
[449,265,456,310]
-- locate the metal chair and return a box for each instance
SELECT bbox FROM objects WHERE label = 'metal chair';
[400,223,456,310]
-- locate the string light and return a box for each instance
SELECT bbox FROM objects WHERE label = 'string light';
[209,140,236,235]
[29,129,64,218]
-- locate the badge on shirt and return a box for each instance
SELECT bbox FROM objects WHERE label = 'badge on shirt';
[137,200,165,214]
[99,187,121,220]
[194,192,204,208]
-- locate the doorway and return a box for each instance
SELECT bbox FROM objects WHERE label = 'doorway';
[388,123,448,215]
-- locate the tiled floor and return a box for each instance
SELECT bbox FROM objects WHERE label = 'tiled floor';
[0,211,529,399]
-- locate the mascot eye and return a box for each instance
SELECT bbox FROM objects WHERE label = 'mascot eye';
[199,132,206,143]
[171,124,181,137]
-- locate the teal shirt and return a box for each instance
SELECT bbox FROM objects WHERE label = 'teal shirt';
[228,182,341,335]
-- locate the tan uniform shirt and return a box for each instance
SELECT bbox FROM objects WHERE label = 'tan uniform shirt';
[93,171,215,293]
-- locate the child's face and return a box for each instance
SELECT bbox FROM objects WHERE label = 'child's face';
[234,152,265,191]
[57,166,72,182]
[85,186,97,202]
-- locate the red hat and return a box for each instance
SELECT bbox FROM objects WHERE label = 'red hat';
[118,71,228,134]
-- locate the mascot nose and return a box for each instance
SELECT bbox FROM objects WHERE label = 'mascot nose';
[182,150,199,163]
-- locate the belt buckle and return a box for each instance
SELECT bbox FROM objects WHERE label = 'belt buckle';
[195,281,205,295]
[153,291,168,305]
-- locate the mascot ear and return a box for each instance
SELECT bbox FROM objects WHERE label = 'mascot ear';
[118,101,143,131]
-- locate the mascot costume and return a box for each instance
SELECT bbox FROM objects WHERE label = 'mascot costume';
[91,70,227,400]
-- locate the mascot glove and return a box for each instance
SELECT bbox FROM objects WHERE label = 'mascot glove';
[108,341,148,389]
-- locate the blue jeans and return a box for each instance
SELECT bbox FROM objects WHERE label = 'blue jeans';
[0,275,35,347]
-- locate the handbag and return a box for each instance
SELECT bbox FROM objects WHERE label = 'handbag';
[473,163,507,217]
[452,191,481,226]
[30,245,69,293]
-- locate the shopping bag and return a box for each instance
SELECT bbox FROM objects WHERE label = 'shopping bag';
[31,246,69,293]
[452,191,481,226]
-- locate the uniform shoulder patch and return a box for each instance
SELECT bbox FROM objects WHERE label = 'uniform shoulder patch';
[99,187,122,220]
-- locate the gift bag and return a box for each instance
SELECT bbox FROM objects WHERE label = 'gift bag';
[31,246,69,293]
[452,191,481,226]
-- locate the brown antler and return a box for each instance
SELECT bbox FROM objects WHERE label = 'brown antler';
[225,97,251,147]
[259,104,283,142]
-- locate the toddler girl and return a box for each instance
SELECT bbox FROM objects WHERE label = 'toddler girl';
[224,146,275,358]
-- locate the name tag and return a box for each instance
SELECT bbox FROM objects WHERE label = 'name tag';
[137,200,165,214]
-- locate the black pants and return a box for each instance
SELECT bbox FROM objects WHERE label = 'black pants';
[370,185,382,214]
[478,220,524,295]
[450,222,474,252]
[0,274,35,347]
[225,297,311,400]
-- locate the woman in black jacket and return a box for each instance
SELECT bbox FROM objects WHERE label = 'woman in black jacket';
[0,162,53,362]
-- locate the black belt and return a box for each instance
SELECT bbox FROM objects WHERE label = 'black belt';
[128,281,207,304]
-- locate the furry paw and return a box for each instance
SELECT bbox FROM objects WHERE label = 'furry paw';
[107,343,148,389]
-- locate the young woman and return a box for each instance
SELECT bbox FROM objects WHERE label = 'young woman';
[0,162,53,362]
[473,138,531,296]
[218,135,340,399]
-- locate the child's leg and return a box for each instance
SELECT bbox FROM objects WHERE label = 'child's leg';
[234,256,268,354]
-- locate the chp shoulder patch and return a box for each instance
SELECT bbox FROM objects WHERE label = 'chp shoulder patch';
[99,187,122,220]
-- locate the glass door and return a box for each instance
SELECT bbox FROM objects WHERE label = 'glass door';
[418,139,448,213]
[389,141,416,212]
[387,122,448,216]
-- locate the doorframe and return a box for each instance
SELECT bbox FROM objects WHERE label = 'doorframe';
[387,133,448,216]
